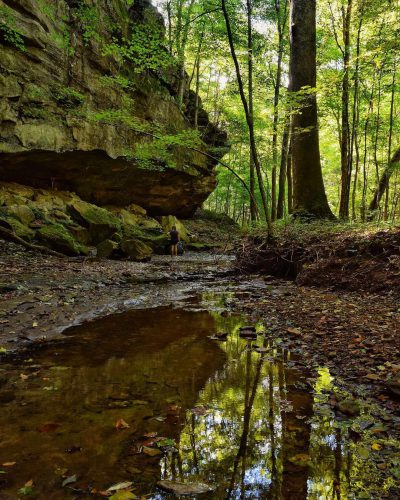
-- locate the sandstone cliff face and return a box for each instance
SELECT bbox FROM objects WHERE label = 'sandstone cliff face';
[0,0,227,216]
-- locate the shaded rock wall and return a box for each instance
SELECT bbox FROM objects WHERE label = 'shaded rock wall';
[0,0,227,216]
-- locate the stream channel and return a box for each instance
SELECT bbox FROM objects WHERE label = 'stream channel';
[0,276,398,499]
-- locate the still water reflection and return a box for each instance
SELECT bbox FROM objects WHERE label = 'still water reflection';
[0,291,396,498]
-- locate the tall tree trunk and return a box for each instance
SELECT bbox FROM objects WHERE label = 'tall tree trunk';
[289,0,334,218]
[271,0,289,221]
[277,115,290,219]
[248,0,257,222]
[221,0,272,233]
[369,149,400,217]
[350,13,363,220]
[339,0,353,220]
[287,136,293,213]
[368,64,396,217]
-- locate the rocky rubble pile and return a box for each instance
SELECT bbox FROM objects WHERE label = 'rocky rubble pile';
[0,182,192,260]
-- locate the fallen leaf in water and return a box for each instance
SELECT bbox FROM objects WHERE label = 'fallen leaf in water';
[157,438,175,448]
[62,474,78,487]
[167,404,180,414]
[2,462,16,467]
[37,422,61,433]
[110,491,136,500]
[32,321,38,327]
[19,480,34,496]
[191,406,207,416]
[107,481,134,492]
[142,446,162,456]
[143,432,158,438]
[288,453,310,466]
[115,419,130,430]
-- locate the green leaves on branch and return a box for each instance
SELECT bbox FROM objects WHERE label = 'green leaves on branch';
[103,24,174,74]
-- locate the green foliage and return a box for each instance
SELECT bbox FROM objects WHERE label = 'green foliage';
[71,1,101,45]
[103,23,175,75]
[21,105,49,120]
[52,85,85,108]
[0,6,25,51]
[99,75,134,91]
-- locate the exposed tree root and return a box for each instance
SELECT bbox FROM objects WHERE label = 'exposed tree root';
[0,226,67,259]
[237,227,400,294]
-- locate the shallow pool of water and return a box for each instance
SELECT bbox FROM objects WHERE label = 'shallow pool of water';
[0,290,398,499]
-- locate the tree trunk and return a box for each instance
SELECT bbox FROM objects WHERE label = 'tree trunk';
[368,149,400,216]
[350,14,363,220]
[289,0,334,218]
[277,115,290,219]
[221,0,272,233]
[339,0,353,220]
[368,63,396,217]
[271,0,288,221]
[287,136,293,213]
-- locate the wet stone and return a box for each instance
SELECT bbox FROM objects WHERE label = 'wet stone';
[157,480,214,496]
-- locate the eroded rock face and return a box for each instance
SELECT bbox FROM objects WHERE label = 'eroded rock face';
[0,0,228,217]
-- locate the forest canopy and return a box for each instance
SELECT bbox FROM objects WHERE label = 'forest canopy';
[150,0,399,225]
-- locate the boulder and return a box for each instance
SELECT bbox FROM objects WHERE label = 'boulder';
[121,239,153,261]
[2,205,35,225]
[67,201,121,244]
[0,215,35,240]
[96,239,119,258]
[37,224,81,256]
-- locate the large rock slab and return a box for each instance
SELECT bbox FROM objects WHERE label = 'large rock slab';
[0,0,228,217]
[67,201,121,244]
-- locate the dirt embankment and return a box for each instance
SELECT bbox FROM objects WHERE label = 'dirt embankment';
[236,225,400,295]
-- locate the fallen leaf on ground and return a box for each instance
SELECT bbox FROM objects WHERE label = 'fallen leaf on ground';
[143,446,162,456]
[115,419,130,430]
[287,327,301,336]
[62,474,78,487]
[2,462,16,467]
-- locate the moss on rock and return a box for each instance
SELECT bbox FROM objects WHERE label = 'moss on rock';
[96,239,119,258]
[67,201,121,244]
[37,223,81,256]
[0,215,35,240]
[121,238,152,261]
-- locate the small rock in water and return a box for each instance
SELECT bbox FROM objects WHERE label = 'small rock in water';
[157,480,213,496]
[337,398,360,417]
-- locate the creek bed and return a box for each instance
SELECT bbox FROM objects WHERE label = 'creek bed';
[0,286,399,499]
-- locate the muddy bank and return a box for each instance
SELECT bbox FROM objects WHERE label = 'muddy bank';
[237,225,400,294]
[0,240,234,350]
[231,278,400,415]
